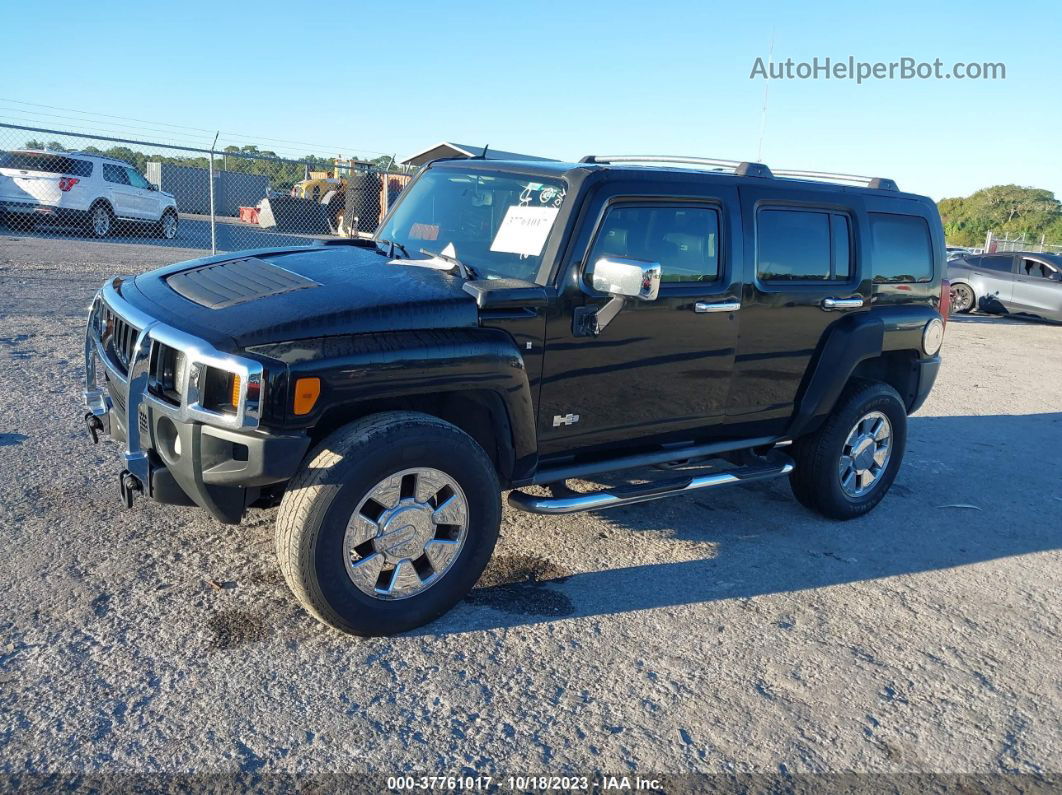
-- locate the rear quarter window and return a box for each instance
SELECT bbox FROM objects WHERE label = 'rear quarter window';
[869,213,933,283]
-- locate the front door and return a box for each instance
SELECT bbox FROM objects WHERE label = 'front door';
[1013,256,1062,319]
[537,183,742,456]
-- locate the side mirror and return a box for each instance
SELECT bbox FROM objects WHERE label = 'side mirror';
[592,256,661,301]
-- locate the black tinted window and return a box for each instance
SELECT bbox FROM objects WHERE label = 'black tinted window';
[869,213,933,283]
[0,152,92,177]
[973,255,1013,273]
[757,208,851,281]
[831,214,851,279]
[102,164,130,185]
[588,205,720,283]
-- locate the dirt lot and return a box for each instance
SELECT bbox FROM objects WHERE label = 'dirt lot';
[0,233,1059,783]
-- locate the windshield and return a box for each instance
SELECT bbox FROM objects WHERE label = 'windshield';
[377,168,568,281]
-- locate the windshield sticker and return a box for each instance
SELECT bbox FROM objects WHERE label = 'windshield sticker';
[539,186,566,207]
[519,182,544,205]
[409,222,439,241]
[489,206,560,257]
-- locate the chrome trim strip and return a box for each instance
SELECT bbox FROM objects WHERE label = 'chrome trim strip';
[508,463,794,515]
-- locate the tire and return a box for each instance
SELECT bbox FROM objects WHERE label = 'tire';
[275,411,501,636]
[155,208,178,240]
[950,282,975,314]
[87,202,113,239]
[788,380,907,520]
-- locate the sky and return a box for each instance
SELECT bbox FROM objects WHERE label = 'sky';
[1,0,1058,201]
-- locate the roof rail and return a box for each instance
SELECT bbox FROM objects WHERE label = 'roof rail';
[772,169,898,191]
[579,154,898,190]
[579,155,773,179]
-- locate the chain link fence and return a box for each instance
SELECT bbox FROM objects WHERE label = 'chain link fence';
[985,230,1062,255]
[0,123,414,254]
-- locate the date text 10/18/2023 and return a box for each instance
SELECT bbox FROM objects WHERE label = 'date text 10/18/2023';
[386,775,664,791]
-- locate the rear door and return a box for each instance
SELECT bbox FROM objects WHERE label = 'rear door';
[728,187,865,426]
[102,163,138,218]
[1012,256,1062,320]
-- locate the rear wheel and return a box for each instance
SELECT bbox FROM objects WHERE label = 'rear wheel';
[275,411,501,636]
[789,380,907,520]
[87,202,113,238]
[950,282,975,313]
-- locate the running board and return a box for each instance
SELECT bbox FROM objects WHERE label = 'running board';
[508,460,794,515]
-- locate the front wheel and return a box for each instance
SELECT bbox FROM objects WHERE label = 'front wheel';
[275,412,501,636]
[155,208,178,239]
[789,381,907,520]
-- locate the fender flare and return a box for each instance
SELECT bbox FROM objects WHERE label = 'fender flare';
[282,327,538,481]
[788,312,885,439]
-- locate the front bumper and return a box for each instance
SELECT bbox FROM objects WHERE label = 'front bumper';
[83,279,310,523]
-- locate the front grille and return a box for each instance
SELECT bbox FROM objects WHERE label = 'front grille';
[102,305,139,375]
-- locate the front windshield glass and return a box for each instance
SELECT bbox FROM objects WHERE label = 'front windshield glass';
[377,168,568,281]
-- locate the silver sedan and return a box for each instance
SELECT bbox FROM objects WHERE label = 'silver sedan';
[948,251,1062,322]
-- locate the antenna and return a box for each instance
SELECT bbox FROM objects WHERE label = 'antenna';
[757,30,774,163]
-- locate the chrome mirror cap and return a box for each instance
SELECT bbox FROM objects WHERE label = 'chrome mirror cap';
[592,257,661,301]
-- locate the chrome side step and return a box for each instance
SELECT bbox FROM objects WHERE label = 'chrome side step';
[508,460,794,515]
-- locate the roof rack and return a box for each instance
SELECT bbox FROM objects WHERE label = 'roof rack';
[578,154,898,191]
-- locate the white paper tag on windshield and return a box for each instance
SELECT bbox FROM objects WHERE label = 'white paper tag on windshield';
[489,206,559,256]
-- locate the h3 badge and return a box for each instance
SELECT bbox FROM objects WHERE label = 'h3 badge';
[552,413,580,427]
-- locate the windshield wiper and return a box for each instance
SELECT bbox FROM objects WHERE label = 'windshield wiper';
[420,247,479,280]
[375,238,410,258]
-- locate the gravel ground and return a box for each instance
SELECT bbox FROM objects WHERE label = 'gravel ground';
[0,233,1059,783]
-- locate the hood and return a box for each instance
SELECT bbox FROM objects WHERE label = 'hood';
[126,245,479,349]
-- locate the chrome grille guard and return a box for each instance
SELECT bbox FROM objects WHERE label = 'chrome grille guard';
[84,277,264,486]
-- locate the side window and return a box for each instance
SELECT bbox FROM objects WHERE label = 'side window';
[977,255,1013,273]
[125,167,150,190]
[102,164,130,185]
[587,205,720,284]
[1021,258,1057,280]
[69,159,93,178]
[757,208,850,281]
[869,213,933,283]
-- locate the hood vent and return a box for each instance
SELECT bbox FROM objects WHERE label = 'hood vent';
[166,257,319,309]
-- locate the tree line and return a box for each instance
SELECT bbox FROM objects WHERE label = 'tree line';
[938,184,1062,247]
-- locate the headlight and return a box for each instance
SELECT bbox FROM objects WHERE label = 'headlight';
[152,343,186,403]
[203,366,242,413]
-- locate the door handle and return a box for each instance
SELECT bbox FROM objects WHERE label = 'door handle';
[694,301,741,313]
[820,296,865,311]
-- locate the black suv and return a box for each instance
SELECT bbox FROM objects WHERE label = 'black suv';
[82,154,948,635]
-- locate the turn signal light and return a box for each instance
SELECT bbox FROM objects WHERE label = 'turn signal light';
[230,374,242,407]
[293,377,321,416]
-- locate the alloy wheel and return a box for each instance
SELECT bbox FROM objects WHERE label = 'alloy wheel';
[343,467,469,600]
[950,284,974,313]
[92,206,110,237]
[838,411,893,498]
[161,212,177,239]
